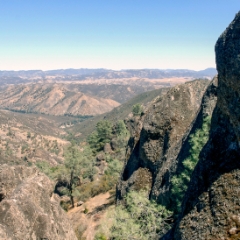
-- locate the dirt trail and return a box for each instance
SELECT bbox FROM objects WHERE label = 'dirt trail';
[67,192,113,240]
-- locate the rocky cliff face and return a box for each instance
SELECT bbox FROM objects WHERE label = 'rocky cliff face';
[166,11,240,240]
[0,164,77,240]
[116,79,211,205]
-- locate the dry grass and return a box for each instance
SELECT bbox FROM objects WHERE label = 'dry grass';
[68,192,114,240]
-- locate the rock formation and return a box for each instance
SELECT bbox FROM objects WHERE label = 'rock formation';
[0,164,77,240]
[116,79,211,205]
[164,11,240,239]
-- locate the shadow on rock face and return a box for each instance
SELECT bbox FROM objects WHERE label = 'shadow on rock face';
[164,11,240,240]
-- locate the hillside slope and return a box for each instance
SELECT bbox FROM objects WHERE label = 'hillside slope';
[65,83,162,103]
[0,109,72,165]
[70,87,171,142]
[0,83,120,116]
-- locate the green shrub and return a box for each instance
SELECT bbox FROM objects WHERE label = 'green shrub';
[75,171,120,202]
[115,120,128,136]
[94,233,107,240]
[83,207,89,214]
[27,132,31,139]
[96,190,172,240]
[88,120,113,151]
[35,161,59,179]
[170,116,211,213]
[105,158,123,179]
[21,144,29,154]
[60,201,71,212]
[132,104,143,116]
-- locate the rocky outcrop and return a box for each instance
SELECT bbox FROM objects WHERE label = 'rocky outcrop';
[116,79,211,205]
[166,11,240,239]
[0,164,77,240]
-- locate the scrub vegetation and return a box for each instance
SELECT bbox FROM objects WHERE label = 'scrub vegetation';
[95,190,172,240]
[170,116,211,213]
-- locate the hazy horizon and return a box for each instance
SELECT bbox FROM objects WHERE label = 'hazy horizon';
[1,1,239,71]
[0,67,216,72]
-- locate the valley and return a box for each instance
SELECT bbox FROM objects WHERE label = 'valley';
[0,68,216,117]
[0,69,214,168]
[0,76,211,239]
[0,70,213,239]
[1,0,240,239]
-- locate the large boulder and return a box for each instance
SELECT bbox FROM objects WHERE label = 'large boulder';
[0,164,77,240]
[166,11,240,240]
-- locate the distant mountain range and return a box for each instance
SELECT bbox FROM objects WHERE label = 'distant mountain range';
[0,68,216,117]
[0,68,217,84]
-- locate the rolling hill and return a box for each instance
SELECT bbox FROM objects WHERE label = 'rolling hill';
[0,83,120,116]
[70,87,171,141]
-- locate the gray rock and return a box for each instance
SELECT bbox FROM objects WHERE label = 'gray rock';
[0,164,77,240]
[167,11,240,240]
[117,79,211,204]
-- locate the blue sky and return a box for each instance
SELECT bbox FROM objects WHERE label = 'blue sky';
[0,1,239,70]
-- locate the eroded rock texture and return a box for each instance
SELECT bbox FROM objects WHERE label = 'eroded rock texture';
[117,79,210,205]
[0,164,77,240]
[167,11,240,240]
